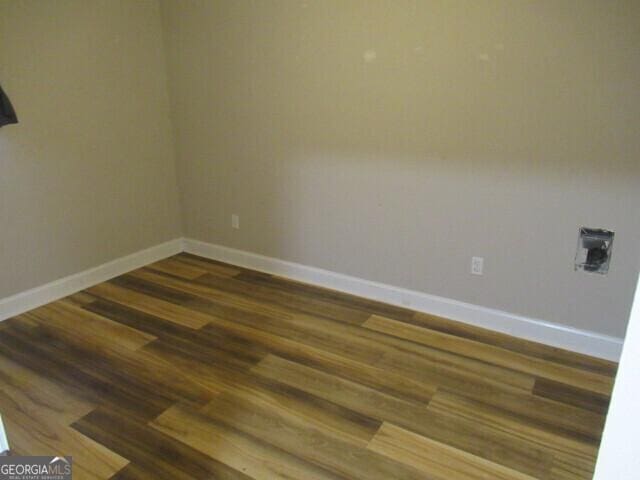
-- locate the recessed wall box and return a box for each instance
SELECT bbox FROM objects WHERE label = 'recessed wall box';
[575,227,614,275]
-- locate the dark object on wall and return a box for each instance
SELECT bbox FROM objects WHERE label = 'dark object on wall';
[575,227,615,275]
[0,84,18,127]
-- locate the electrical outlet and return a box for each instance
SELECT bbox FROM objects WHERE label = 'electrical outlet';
[471,257,484,276]
[231,214,240,229]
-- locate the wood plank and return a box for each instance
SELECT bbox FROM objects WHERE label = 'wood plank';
[533,378,611,415]
[135,266,379,330]
[11,309,219,408]
[142,342,379,447]
[0,353,95,426]
[30,300,156,352]
[368,423,538,480]
[206,319,448,399]
[152,403,344,480]
[175,253,244,277]
[108,465,168,480]
[72,407,251,480]
[364,314,613,395]
[429,390,599,458]
[428,389,599,479]
[66,342,220,408]
[130,267,329,324]
[87,281,211,329]
[196,272,368,325]
[0,389,128,480]
[5,416,128,480]
[0,325,175,423]
[0,313,39,332]
[146,257,209,280]
[252,354,553,479]
[411,311,618,376]
[84,299,264,369]
[437,383,606,442]
[202,320,437,404]
[65,291,99,307]
[253,354,432,428]
[549,456,597,480]
[126,268,536,394]
[199,393,429,480]
[231,268,416,321]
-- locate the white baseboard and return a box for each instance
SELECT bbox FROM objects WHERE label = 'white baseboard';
[0,236,623,361]
[0,238,184,322]
[184,238,623,361]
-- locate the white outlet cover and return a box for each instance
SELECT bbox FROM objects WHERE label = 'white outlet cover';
[471,257,484,275]
[231,214,240,229]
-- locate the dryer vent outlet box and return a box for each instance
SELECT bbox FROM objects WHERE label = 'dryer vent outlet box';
[575,227,614,275]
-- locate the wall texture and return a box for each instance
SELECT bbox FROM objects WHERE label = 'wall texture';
[0,0,181,298]
[161,0,640,338]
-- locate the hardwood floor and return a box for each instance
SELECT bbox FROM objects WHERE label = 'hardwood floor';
[0,253,617,479]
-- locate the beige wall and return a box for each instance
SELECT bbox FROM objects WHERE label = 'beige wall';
[0,0,638,339]
[0,0,181,298]
[161,0,640,338]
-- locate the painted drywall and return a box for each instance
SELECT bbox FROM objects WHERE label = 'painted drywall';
[594,274,640,478]
[161,0,640,338]
[0,0,181,299]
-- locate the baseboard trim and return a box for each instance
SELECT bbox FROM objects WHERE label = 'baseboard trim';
[184,238,623,361]
[0,236,623,361]
[0,238,184,323]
